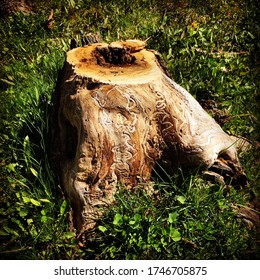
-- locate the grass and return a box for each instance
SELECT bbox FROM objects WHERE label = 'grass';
[0,0,259,259]
[91,176,253,260]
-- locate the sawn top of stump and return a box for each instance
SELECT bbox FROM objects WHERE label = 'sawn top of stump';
[66,40,162,85]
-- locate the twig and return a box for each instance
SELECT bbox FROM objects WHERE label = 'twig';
[236,204,260,215]
[195,48,249,57]
[1,246,32,254]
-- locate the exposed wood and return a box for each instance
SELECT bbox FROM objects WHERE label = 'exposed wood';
[53,40,245,231]
[46,9,54,30]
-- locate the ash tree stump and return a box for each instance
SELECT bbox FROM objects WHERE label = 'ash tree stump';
[53,39,245,230]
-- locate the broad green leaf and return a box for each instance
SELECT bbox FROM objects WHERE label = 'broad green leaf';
[30,198,41,206]
[113,213,123,226]
[161,228,167,236]
[60,200,67,215]
[98,225,107,233]
[177,195,186,204]
[39,198,51,203]
[169,227,181,242]
[6,163,15,172]
[41,216,47,223]
[22,196,31,203]
[15,192,20,199]
[19,209,28,217]
[27,219,33,225]
[63,232,76,239]
[168,212,179,224]
[134,213,141,222]
[30,167,38,178]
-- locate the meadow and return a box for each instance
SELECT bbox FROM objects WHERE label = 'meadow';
[0,0,259,259]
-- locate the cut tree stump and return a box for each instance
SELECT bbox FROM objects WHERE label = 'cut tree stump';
[52,39,245,230]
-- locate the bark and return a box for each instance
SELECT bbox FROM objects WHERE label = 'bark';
[53,40,245,230]
[0,0,31,15]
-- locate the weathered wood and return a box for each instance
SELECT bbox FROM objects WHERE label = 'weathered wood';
[53,40,245,230]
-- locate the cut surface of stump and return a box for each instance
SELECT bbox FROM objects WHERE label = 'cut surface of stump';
[53,40,245,230]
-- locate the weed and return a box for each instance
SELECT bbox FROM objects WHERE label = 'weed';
[87,174,256,259]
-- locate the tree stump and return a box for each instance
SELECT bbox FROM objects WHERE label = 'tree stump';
[53,40,245,230]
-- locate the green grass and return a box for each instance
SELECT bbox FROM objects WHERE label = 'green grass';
[0,0,259,259]
[90,176,253,260]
